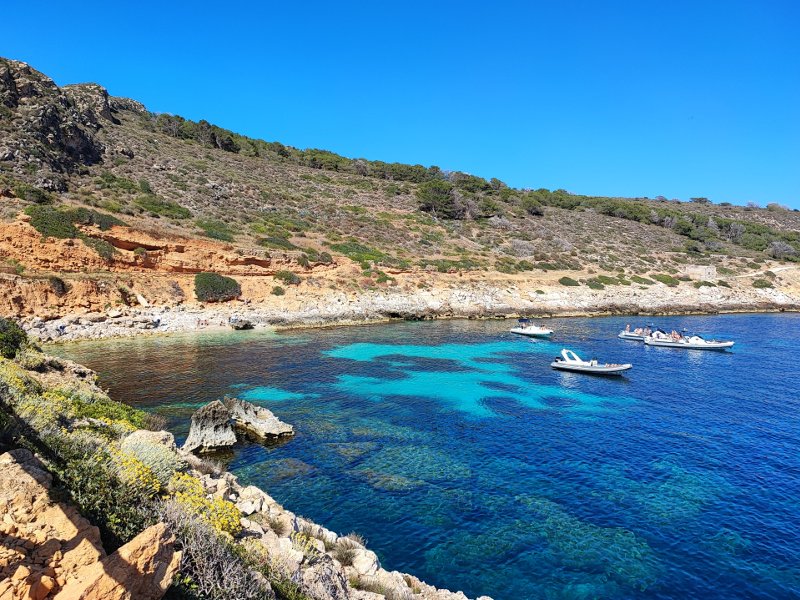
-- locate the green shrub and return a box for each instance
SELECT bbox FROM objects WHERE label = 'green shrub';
[596,275,620,285]
[25,205,79,238]
[418,258,480,272]
[69,207,126,231]
[160,501,270,600]
[275,270,301,285]
[651,273,680,287]
[194,272,241,302]
[195,218,235,241]
[585,279,605,290]
[693,280,717,288]
[559,276,580,286]
[24,206,125,240]
[416,179,462,219]
[0,317,27,359]
[81,237,115,261]
[271,286,285,296]
[257,235,298,250]
[521,195,545,216]
[135,194,191,219]
[4,259,24,275]
[630,275,655,285]
[717,280,731,288]
[96,171,138,193]
[328,241,385,264]
[752,279,773,289]
[13,183,53,204]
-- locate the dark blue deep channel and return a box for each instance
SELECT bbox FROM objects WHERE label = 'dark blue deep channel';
[55,314,800,599]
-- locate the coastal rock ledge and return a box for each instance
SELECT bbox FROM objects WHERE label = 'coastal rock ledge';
[224,395,294,440]
[182,397,293,453]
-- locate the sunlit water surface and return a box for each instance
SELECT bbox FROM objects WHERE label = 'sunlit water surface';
[54,314,800,599]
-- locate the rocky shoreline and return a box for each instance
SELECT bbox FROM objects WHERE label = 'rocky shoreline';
[18,284,800,343]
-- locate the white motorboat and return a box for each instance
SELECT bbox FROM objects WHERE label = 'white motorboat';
[644,334,734,351]
[510,318,553,338]
[618,331,646,341]
[550,349,632,375]
[618,325,653,341]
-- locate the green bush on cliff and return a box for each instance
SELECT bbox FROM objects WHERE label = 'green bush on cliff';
[651,273,680,287]
[0,317,27,359]
[25,205,80,238]
[25,205,126,239]
[558,276,580,286]
[135,193,191,219]
[275,270,301,285]
[195,272,242,302]
[13,182,53,204]
[752,278,773,289]
[195,218,236,242]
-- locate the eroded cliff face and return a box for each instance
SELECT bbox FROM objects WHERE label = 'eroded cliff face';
[0,217,290,275]
[0,449,179,600]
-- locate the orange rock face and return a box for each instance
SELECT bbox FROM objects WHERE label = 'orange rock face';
[0,450,105,600]
[0,450,179,600]
[0,218,283,276]
[53,523,180,600]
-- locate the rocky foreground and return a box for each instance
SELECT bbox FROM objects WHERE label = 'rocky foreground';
[0,449,180,600]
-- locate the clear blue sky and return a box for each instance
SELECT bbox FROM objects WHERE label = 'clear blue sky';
[3,1,799,207]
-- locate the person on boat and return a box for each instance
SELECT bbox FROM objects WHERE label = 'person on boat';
[625,324,631,332]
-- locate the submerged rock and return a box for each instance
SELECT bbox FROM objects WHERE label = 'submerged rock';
[223,396,294,440]
[182,400,236,453]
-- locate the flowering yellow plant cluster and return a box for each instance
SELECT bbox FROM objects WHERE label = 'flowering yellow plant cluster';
[170,472,242,536]
[110,446,161,497]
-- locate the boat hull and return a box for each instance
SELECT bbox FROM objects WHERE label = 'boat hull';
[644,339,734,350]
[618,332,645,341]
[510,328,553,338]
[550,362,632,375]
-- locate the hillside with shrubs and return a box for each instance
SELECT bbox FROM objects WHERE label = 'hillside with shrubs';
[1,56,799,317]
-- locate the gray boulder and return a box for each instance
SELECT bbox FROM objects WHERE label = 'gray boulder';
[182,400,236,453]
[229,317,254,330]
[300,555,350,600]
[223,396,294,440]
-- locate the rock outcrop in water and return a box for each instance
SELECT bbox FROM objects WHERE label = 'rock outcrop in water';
[223,396,294,440]
[181,400,236,453]
[183,398,294,453]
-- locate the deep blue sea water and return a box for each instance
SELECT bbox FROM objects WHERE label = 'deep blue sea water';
[55,314,800,599]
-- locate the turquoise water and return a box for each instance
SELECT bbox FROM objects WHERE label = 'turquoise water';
[55,314,800,599]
